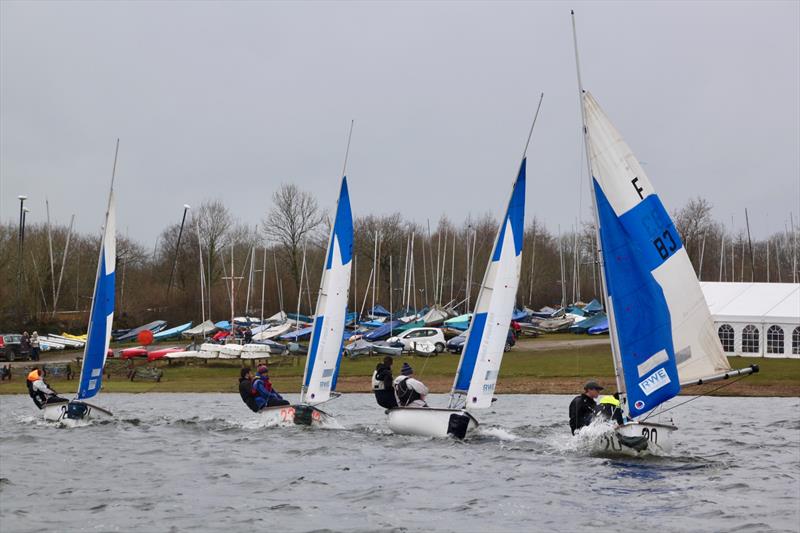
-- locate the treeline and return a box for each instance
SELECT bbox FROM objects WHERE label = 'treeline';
[0,189,797,331]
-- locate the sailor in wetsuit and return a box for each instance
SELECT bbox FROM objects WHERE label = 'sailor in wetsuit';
[568,381,603,434]
[372,356,398,409]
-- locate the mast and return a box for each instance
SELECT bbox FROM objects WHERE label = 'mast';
[698,231,707,281]
[745,208,755,282]
[389,255,393,334]
[571,10,625,396]
[53,214,75,317]
[791,212,797,283]
[260,246,267,324]
[46,198,56,310]
[372,230,377,317]
[195,216,206,323]
[558,225,566,309]
[450,231,455,303]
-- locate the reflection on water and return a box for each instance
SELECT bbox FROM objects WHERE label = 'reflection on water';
[1,394,798,532]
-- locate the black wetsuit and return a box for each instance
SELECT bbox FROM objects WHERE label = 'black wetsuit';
[372,363,397,409]
[569,393,597,434]
[239,377,259,412]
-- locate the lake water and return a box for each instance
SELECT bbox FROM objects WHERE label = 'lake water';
[1,393,798,532]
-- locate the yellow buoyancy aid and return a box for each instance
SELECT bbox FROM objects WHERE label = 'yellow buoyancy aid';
[599,395,620,407]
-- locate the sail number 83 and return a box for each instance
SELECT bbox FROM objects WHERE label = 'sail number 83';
[653,230,677,260]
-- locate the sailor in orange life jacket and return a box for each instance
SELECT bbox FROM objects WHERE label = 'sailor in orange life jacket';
[251,365,290,410]
[28,368,66,409]
[26,368,40,399]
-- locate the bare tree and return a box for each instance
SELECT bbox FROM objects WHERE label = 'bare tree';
[263,184,326,292]
[673,197,714,267]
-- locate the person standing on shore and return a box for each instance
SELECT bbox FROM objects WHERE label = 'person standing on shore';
[372,356,398,409]
[20,332,31,360]
[569,381,603,434]
[30,332,40,361]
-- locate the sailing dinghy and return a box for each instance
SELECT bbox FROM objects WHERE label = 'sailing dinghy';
[387,99,541,439]
[572,15,757,454]
[42,143,118,427]
[257,173,353,429]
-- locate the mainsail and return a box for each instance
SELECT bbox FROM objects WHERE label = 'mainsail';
[583,91,730,418]
[77,181,116,400]
[450,160,526,409]
[301,177,353,404]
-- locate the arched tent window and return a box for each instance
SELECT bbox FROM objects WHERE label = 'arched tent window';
[767,325,784,355]
[718,324,735,352]
[742,325,760,354]
[793,327,800,356]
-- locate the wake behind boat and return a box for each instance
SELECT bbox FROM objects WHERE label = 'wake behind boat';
[387,98,541,439]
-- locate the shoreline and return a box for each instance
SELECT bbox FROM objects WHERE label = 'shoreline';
[2,336,797,397]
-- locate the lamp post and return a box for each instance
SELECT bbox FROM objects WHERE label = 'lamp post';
[16,195,27,313]
[166,204,191,300]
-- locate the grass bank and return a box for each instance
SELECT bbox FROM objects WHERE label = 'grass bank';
[1,337,796,396]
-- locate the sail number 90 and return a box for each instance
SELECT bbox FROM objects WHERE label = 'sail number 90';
[653,230,677,260]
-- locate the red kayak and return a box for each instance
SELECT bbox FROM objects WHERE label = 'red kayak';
[147,347,182,362]
[212,330,230,341]
[120,346,148,359]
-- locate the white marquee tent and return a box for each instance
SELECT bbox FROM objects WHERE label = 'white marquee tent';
[700,282,800,359]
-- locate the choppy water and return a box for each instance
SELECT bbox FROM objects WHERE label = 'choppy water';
[1,393,798,533]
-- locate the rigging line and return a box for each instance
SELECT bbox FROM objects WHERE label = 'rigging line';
[521,92,545,159]
[641,375,750,420]
[341,120,355,177]
[416,349,434,379]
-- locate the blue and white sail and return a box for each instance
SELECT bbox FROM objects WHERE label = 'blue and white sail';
[77,186,116,400]
[301,177,353,405]
[450,160,526,409]
[584,91,730,418]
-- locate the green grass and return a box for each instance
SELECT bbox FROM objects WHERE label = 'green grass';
[1,339,796,395]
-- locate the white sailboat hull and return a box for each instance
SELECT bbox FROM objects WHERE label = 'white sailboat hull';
[386,407,479,439]
[589,421,677,456]
[256,404,341,429]
[42,400,113,427]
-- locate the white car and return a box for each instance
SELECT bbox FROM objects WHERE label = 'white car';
[387,327,446,353]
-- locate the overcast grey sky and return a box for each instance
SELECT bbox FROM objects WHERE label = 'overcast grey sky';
[1,0,798,245]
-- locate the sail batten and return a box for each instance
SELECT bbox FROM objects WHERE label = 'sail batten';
[584,91,730,417]
[301,177,353,405]
[451,160,525,410]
